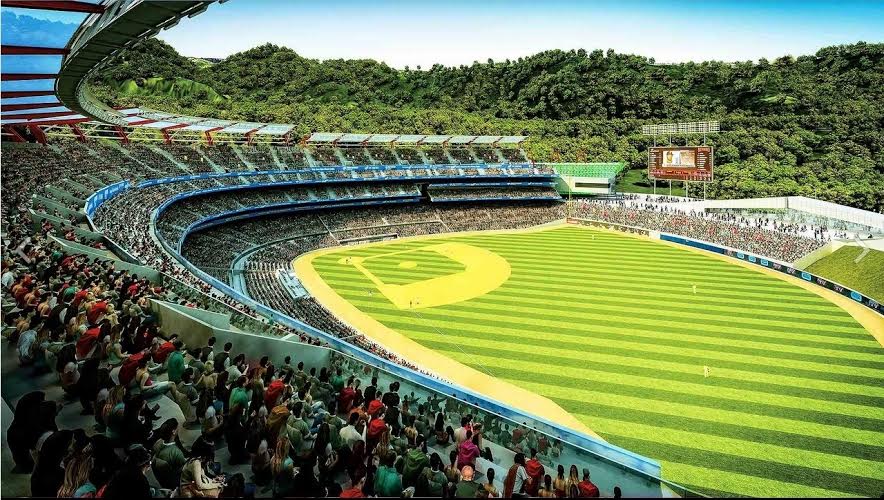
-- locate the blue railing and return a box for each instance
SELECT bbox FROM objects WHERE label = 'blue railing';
[85,180,129,217]
[661,234,882,314]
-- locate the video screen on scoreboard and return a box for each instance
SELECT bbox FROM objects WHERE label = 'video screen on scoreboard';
[648,146,713,181]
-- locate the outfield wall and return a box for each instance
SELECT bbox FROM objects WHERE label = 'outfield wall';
[568,217,882,316]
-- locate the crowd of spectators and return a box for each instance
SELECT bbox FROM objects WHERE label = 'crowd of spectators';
[500,149,528,163]
[430,187,560,202]
[161,144,217,174]
[199,144,248,172]
[474,149,500,164]
[339,148,372,166]
[447,149,475,165]
[310,147,342,167]
[424,148,450,165]
[393,148,422,165]
[278,146,309,168]
[573,199,825,263]
[1,229,610,496]
[366,148,397,165]
[239,146,277,170]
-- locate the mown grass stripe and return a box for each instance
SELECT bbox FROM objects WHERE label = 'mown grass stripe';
[486,360,882,434]
[600,433,884,497]
[353,303,882,367]
[338,297,881,376]
[319,265,841,310]
[319,268,848,321]
[401,331,884,395]
[338,267,860,331]
[336,298,880,377]
[356,250,810,291]
[326,277,863,342]
[579,414,884,480]
[667,463,853,498]
[402,332,884,408]
[409,339,884,422]
[505,370,884,445]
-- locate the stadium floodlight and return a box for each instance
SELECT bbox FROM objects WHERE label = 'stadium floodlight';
[641,121,719,136]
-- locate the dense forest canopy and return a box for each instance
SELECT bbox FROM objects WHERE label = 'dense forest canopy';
[90,39,884,211]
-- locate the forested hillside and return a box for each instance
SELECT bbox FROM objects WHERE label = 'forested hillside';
[90,39,884,211]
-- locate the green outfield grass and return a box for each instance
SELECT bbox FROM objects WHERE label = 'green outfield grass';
[807,246,884,303]
[310,226,884,498]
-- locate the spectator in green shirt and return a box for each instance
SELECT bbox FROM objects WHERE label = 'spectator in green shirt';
[228,375,250,416]
[374,453,404,497]
[151,418,186,489]
[166,340,187,383]
[402,435,429,487]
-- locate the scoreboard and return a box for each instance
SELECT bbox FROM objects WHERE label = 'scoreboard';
[648,146,714,182]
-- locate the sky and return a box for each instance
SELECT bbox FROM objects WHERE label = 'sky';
[158,0,884,68]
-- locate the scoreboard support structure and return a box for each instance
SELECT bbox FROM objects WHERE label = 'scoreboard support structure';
[642,121,719,199]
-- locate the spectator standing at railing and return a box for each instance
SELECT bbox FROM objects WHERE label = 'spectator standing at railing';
[578,468,601,497]
[525,447,546,496]
[504,452,532,498]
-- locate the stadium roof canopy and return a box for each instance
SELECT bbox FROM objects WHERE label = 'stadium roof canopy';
[303,132,525,146]
[0,1,526,145]
[0,0,102,125]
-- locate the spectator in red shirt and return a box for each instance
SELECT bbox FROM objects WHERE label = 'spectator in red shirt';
[86,300,108,325]
[339,473,366,498]
[265,378,286,408]
[524,448,545,497]
[338,376,357,413]
[152,335,178,365]
[578,468,600,497]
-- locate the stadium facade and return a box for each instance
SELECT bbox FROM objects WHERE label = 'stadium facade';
[2,1,882,498]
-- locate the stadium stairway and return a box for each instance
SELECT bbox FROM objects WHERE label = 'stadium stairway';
[231,145,259,172]
[333,148,352,166]
[147,144,192,175]
[195,147,225,173]
[268,146,289,170]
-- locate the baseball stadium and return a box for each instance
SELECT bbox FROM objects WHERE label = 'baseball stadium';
[1,1,882,499]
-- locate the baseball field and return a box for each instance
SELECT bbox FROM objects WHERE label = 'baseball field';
[303,225,884,497]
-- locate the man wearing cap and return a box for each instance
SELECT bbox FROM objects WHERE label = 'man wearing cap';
[455,465,481,498]
[578,468,600,497]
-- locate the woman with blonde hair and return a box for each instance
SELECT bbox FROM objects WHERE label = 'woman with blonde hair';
[196,361,217,392]
[271,436,296,497]
[102,385,126,441]
[57,449,95,497]
[104,326,127,368]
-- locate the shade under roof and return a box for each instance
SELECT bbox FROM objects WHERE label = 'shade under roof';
[307,132,344,142]
[420,135,451,144]
[447,135,475,144]
[394,135,425,144]
[471,135,503,144]
[365,134,399,143]
[255,124,294,136]
[220,122,263,134]
[337,133,371,143]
